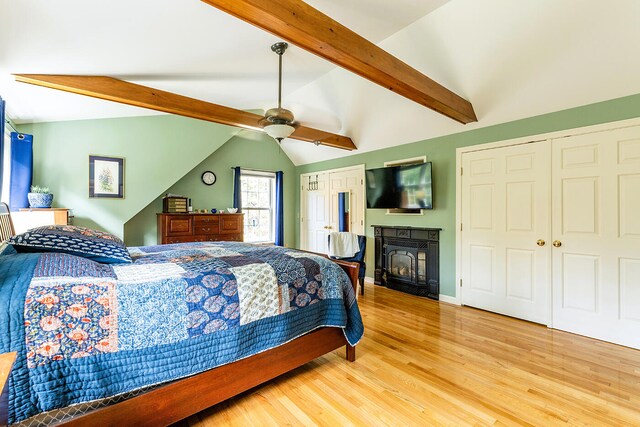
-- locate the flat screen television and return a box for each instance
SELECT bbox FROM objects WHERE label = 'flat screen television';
[366,162,433,209]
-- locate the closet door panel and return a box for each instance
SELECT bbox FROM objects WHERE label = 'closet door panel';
[552,126,640,349]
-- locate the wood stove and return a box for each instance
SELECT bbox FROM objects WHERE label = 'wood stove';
[373,225,440,299]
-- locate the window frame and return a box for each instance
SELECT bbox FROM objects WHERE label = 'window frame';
[240,171,276,244]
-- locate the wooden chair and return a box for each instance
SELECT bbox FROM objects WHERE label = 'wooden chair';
[0,202,15,242]
[328,234,367,295]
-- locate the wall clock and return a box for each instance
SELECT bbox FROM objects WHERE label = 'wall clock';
[201,171,216,186]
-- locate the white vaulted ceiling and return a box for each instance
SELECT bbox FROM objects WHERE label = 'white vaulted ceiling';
[1,0,640,165]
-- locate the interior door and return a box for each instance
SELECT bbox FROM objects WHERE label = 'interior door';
[329,172,346,232]
[301,173,330,253]
[328,168,365,235]
[551,126,640,348]
[461,141,551,324]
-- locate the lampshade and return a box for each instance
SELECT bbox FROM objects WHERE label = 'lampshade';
[264,123,295,142]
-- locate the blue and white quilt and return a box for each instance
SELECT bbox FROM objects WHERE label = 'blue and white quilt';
[0,242,364,425]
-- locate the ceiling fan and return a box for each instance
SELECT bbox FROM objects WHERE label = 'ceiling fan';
[259,42,297,143]
[14,43,357,150]
[13,0,477,151]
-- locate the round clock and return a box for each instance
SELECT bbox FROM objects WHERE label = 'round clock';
[201,171,217,186]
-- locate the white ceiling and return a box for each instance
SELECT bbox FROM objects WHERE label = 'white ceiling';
[0,0,446,121]
[2,0,640,165]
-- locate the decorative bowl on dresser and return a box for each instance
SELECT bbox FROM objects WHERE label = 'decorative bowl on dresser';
[157,213,244,244]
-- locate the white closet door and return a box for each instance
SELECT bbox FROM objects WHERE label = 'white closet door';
[328,168,365,235]
[461,141,551,324]
[345,171,365,236]
[302,173,330,254]
[552,126,640,348]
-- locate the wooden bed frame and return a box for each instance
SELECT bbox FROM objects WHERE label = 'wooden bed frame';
[0,259,359,427]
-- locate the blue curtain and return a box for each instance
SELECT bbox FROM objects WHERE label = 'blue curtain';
[9,132,33,211]
[232,167,242,211]
[338,192,346,232]
[275,171,284,246]
[0,97,4,200]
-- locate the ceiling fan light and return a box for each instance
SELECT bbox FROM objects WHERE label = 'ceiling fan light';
[264,123,295,142]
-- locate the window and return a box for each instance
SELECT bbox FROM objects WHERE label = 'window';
[240,172,276,243]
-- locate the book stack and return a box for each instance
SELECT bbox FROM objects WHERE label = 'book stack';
[162,195,188,213]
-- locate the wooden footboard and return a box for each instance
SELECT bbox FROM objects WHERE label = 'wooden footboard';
[1,260,359,427]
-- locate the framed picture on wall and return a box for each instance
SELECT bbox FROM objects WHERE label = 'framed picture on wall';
[89,155,125,198]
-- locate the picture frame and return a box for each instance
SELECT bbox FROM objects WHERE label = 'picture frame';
[89,155,125,198]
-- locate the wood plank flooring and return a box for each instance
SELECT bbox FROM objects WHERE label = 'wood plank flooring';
[175,283,640,426]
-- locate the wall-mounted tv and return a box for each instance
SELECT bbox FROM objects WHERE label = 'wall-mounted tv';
[366,162,433,209]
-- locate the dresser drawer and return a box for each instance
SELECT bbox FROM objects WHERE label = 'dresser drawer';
[216,234,243,242]
[219,216,242,234]
[164,236,194,244]
[194,224,219,235]
[164,216,193,236]
[194,215,219,225]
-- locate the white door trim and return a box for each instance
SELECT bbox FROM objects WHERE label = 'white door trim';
[455,116,640,306]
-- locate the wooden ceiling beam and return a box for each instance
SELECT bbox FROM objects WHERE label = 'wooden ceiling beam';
[13,74,356,151]
[200,0,477,124]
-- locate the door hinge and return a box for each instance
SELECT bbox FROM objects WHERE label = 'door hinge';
[460,223,463,231]
[361,179,363,185]
[361,219,364,226]
[460,167,463,176]
[460,279,463,287]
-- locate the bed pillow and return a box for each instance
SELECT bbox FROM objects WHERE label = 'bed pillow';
[8,225,132,264]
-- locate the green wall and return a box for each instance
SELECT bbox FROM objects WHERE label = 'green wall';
[125,132,297,247]
[20,92,640,297]
[296,93,640,297]
[21,115,240,239]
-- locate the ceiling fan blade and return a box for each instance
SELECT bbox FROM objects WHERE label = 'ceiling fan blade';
[290,126,354,150]
[200,0,477,125]
[14,74,356,150]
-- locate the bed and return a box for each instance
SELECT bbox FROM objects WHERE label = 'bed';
[0,231,363,426]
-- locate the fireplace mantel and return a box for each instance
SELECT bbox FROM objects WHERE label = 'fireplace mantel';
[372,225,441,299]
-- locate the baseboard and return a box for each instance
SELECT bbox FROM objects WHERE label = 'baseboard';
[364,278,459,305]
[439,294,461,305]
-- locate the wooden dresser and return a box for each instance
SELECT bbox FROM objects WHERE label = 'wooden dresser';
[14,208,73,234]
[157,213,244,244]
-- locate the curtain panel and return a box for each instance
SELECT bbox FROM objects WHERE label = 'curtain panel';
[9,132,33,211]
[232,166,242,212]
[0,97,4,200]
[275,171,284,246]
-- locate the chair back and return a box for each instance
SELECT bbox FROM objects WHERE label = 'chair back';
[327,233,366,260]
[351,235,367,262]
[0,202,15,242]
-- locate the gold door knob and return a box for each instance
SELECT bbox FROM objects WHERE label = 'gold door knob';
[536,239,546,247]
[552,240,562,248]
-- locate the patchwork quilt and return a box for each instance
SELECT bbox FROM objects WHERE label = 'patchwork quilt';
[0,242,364,426]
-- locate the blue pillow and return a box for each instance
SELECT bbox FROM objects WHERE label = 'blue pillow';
[8,225,132,264]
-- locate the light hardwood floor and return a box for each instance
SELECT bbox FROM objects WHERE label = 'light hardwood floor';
[176,283,640,426]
